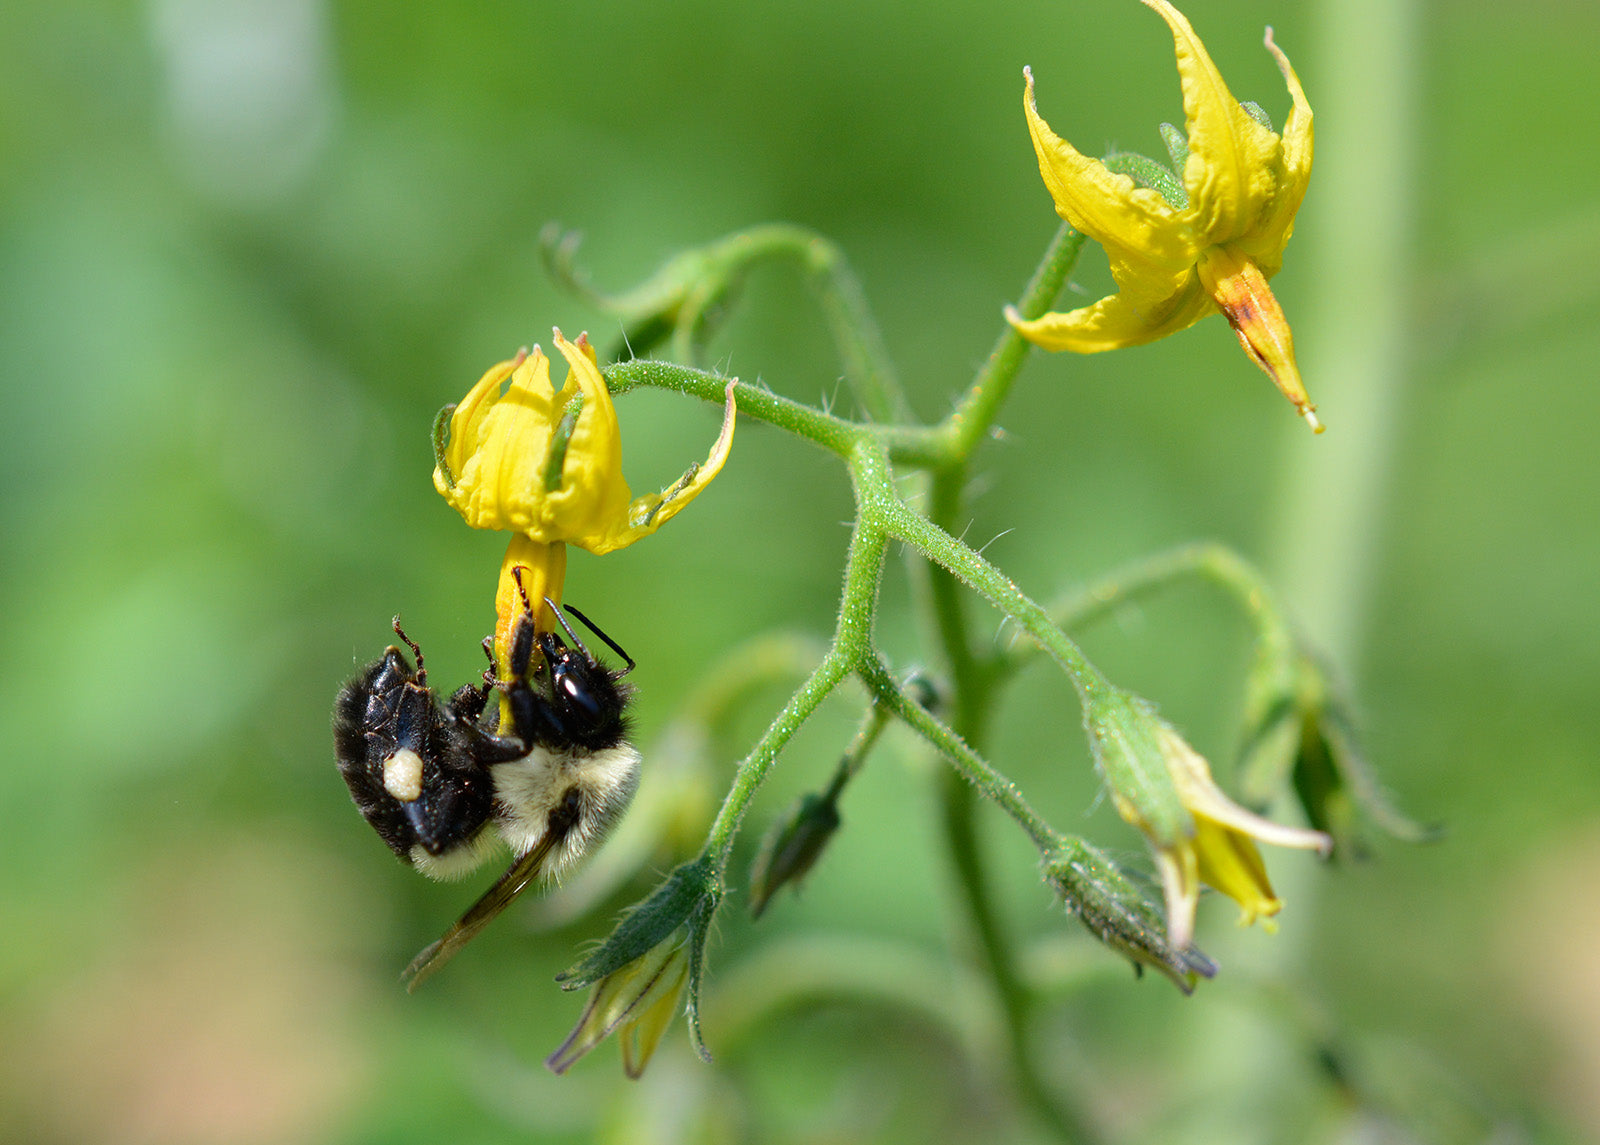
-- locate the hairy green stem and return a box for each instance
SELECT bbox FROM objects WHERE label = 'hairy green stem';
[687,223,909,423]
[944,222,1084,459]
[901,224,1094,1144]
[614,227,1106,1142]
[885,496,1112,707]
[701,647,852,878]
[857,656,1062,857]
[997,540,1293,680]
[606,359,865,457]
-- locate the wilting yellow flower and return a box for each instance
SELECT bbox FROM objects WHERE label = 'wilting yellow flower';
[546,928,689,1078]
[434,329,736,659]
[1112,722,1331,950]
[1007,0,1321,431]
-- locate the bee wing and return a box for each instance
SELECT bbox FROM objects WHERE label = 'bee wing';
[401,830,560,992]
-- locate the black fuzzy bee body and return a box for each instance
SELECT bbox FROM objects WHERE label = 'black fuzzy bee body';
[333,630,512,879]
[333,594,641,987]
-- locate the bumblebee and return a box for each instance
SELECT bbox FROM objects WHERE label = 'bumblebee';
[334,575,639,988]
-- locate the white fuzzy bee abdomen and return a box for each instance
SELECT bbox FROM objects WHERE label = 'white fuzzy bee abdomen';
[490,744,642,882]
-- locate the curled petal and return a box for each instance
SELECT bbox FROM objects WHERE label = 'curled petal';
[1143,0,1279,243]
[1023,66,1198,278]
[1162,725,1331,857]
[1234,26,1315,274]
[435,331,736,553]
[1007,272,1213,353]
[590,378,739,554]
[541,331,633,548]
[435,350,560,533]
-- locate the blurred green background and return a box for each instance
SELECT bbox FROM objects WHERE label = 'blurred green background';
[3,0,1597,1141]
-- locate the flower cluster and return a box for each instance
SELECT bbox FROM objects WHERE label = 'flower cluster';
[334,0,1374,1087]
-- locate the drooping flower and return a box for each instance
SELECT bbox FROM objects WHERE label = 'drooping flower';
[1129,722,1331,949]
[547,927,690,1079]
[433,330,736,663]
[1086,687,1330,949]
[1007,0,1321,431]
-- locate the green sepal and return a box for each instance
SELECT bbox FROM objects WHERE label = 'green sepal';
[541,224,736,365]
[1103,150,1186,210]
[681,882,722,1063]
[1238,650,1441,859]
[1158,122,1191,204]
[1044,836,1216,994]
[1084,687,1191,846]
[541,392,584,493]
[1240,99,1273,132]
[432,403,457,489]
[556,857,716,989]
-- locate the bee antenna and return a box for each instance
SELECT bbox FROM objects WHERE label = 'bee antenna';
[542,596,591,658]
[391,616,426,683]
[558,602,636,676]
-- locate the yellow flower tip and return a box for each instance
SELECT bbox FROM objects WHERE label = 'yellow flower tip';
[1149,723,1331,936]
[547,935,689,1078]
[1196,245,1322,429]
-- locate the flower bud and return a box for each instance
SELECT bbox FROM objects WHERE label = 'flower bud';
[1085,686,1331,949]
[1045,837,1217,993]
[747,791,841,919]
[1238,651,1439,859]
[553,859,720,1074]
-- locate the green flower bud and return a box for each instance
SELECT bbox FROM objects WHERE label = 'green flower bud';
[554,858,722,1070]
[1238,650,1438,859]
[1086,685,1329,949]
[1084,686,1191,848]
[1044,837,1216,994]
[747,791,841,919]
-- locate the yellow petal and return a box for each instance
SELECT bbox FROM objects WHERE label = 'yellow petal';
[1143,0,1280,244]
[1190,814,1282,925]
[589,378,739,554]
[1196,245,1322,432]
[1152,844,1200,951]
[1007,272,1214,353]
[434,349,561,532]
[1233,26,1314,274]
[1022,66,1199,278]
[1162,723,1332,854]
[620,953,688,1079]
[547,938,686,1075]
[540,331,634,548]
[438,354,523,490]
